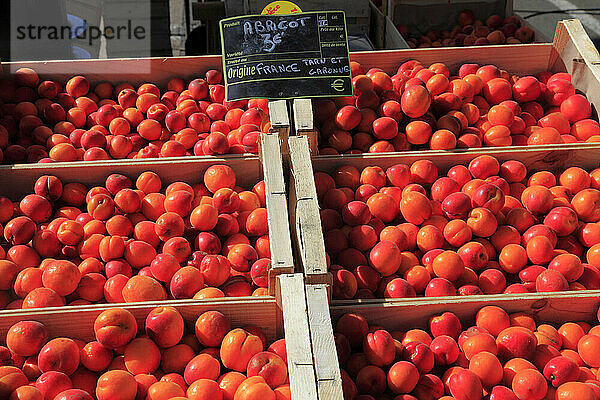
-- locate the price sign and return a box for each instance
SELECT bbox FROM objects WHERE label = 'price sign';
[220,11,353,101]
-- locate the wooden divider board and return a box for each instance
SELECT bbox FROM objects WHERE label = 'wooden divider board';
[330,290,600,330]
[305,284,344,400]
[0,156,261,199]
[293,99,319,155]
[0,297,280,343]
[268,100,291,155]
[277,274,319,400]
[293,19,600,155]
[259,132,296,294]
[0,154,293,296]
[287,136,331,287]
[1,55,223,87]
[311,142,600,175]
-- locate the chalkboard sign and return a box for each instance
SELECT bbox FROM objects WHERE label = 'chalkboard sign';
[220,11,353,101]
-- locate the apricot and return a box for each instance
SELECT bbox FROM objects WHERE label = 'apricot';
[94,308,137,349]
[497,327,537,360]
[122,275,167,302]
[234,376,275,400]
[387,361,420,394]
[204,165,236,193]
[221,328,263,372]
[578,335,600,367]
[37,337,80,375]
[6,321,48,357]
[512,368,547,400]
[369,241,401,276]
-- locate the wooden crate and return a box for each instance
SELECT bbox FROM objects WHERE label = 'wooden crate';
[308,291,600,400]
[0,273,320,400]
[369,1,409,50]
[292,19,600,155]
[1,55,225,90]
[287,132,600,288]
[331,291,600,335]
[0,54,290,164]
[385,0,548,45]
[0,134,293,300]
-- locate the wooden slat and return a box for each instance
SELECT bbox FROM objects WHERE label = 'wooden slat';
[288,136,330,285]
[384,14,410,49]
[293,99,319,155]
[2,55,223,87]
[259,133,296,294]
[330,291,600,330]
[305,284,344,400]
[277,274,319,400]
[0,156,261,200]
[0,297,279,343]
[268,100,291,155]
[550,20,600,115]
[369,1,387,49]
[311,143,600,176]
[350,43,551,76]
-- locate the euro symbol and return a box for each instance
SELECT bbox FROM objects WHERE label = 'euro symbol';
[331,79,345,92]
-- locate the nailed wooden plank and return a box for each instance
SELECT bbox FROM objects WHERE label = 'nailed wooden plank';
[550,20,600,116]
[293,99,318,155]
[297,199,330,283]
[0,156,262,199]
[384,14,410,49]
[305,284,344,400]
[259,133,295,294]
[288,136,329,284]
[1,56,223,87]
[330,291,600,330]
[350,43,551,76]
[288,136,317,200]
[0,297,279,343]
[292,99,318,155]
[277,274,319,400]
[268,100,291,154]
[310,143,600,176]
[370,0,387,49]
[267,192,296,290]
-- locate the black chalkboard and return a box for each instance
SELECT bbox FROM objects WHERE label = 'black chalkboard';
[220,11,353,101]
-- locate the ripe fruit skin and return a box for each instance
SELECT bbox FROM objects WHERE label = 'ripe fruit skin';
[401,85,431,118]
[543,356,579,387]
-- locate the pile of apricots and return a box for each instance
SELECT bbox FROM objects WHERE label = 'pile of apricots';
[0,306,290,400]
[314,60,598,154]
[398,10,536,48]
[337,305,600,400]
[316,155,600,299]
[0,165,271,310]
[0,67,270,164]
